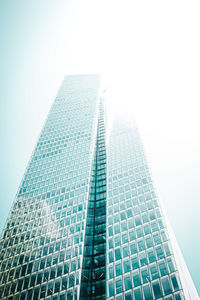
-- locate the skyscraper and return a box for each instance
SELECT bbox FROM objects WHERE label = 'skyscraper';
[0,74,198,300]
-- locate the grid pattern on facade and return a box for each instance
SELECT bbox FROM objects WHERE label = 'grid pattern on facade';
[0,75,100,300]
[0,75,198,300]
[106,119,184,300]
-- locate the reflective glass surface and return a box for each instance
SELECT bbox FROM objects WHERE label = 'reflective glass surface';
[0,75,198,300]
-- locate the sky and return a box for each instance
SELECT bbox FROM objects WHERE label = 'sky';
[0,0,200,295]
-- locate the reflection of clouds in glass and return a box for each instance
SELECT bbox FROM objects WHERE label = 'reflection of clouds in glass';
[43,201,61,240]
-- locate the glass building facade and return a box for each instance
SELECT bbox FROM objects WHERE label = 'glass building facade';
[0,74,198,299]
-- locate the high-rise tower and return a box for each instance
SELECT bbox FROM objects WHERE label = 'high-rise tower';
[0,75,198,299]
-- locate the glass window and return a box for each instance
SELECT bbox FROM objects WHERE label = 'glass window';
[124,276,132,291]
[139,252,147,266]
[59,251,65,262]
[120,212,126,221]
[46,256,52,267]
[50,267,56,279]
[53,254,58,265]
[155,245,165,259]
[167,258,175,273]
[69,274,74,288]
[115,248,122,260]
[64,262,69,274]
[136,226,143,237]
[115,236,121,247]
[131,256,139,270]
[10,281,16,294]
[130,242,137,255]
[114,224,120,234]
[108,226,113,237]
[161,230,167,242]
[138,239,145,251]
[141,268,150,283]
[149,210,156,220]
[54,279,60,293]
[147,250,156,263]
[135,216,142,226]
[158,261,168,276]
[36,272,42,285]
[114,294,122,300]
[115,263,122,276]
[142,213,148,223]
[40,285,46,298]
[158,219,164,229]
[161,277,172,295]
[152,281,162,299]
[47,282,53,296]
[129,231,136,241]
[150,264,159,280]
[133,271,141,287]
[23,277,29,290]
[122,246,129,258]
[20,292,27,300]
[109,238,113,249]
[33,260,40,272]
[153,233,161,245]
[109,265,114,279]
[145,236,153,248]
[144,224,151,235]
[116,277,123,294]
[123,260,131,273]
[67,289,73,300]
[70,261,76,272]
[174,293,182,300]
[109,250,114,263]
[143,284,153,300]
[171,274,179,291]
[43,269,49,282]
[121,222,127,231]
[125,292,132,300]
[164,243,171,256]
[109,281,114,297]
[61,276,67,290]
[122,233,128,244]
[134,288,142,300]
[17,279,23,292]
[114,214,120,223]
[127,209,133,218]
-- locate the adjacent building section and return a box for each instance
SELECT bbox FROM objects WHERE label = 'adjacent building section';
[106,117,189,300]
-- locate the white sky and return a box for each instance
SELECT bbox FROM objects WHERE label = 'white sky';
[0,0,200,294]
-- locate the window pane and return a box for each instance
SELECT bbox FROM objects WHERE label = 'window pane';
[161,277,172,295]
[152,281,162,299]
[141,268,150,284]
[115,263,122,276]
[134,288,142,300]
[171,275,179,291]
[123,260,131,273]
[133,271,141,287]
[115,248,122,260]
[124,276,132,291]
[109,281,114,297]
[116,277,122,294]
[143,284,153,300]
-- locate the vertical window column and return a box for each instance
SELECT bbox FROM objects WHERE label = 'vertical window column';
[80,99,107,300]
